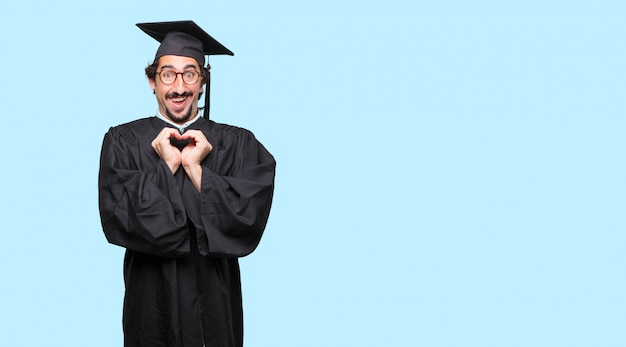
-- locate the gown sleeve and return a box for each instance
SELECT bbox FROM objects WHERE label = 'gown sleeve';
[98,126,191,257]
[185,128,276,257]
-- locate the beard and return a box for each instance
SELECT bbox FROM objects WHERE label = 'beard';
[165,104,194,124]
[165,91,195,123]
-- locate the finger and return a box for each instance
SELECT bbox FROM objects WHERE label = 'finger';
[164,127,181,139]
[153,128,180,151]
[158,128,182,145]
[182,130,209,143]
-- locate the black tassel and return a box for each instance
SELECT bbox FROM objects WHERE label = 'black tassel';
[203,77,211,120]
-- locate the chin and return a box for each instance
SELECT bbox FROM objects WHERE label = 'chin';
[166,107,195,124]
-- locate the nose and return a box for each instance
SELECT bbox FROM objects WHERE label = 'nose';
[172,74,186,92]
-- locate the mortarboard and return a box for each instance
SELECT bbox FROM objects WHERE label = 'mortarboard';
[136,20,234,120]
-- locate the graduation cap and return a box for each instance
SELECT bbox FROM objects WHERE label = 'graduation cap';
[136,20,234,120]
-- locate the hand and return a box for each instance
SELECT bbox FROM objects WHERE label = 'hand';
[151,127,183,174]
[180,130,212,192]
[180,129,213,167]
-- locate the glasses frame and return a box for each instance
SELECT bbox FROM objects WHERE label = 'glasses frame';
[156,69,201,85]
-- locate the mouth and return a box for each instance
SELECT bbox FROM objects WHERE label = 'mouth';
[169,94,189,103]
[167,93,192,108]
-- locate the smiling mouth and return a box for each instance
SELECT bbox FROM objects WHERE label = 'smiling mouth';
[170,96,187,103]
[167,92,192,106]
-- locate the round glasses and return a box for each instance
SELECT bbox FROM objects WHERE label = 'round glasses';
[156,69,201,85]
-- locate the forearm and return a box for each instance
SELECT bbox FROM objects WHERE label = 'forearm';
[194,160,276,257]
[183,164,202,192]
[99,156,191,256]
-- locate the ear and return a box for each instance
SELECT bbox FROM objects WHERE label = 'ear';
[148,78,156,92]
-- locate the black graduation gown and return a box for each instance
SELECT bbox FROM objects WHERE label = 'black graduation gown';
[98,116,275,347]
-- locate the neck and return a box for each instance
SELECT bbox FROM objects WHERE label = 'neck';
[156,111,201,133]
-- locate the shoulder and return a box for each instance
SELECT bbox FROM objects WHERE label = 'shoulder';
[206,119,256,140]
[109,116,160,133]
[106,117,163,143]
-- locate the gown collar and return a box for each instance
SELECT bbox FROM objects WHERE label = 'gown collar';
[155,110,201,134]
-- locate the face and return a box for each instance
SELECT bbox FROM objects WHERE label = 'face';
[149,55,204,124]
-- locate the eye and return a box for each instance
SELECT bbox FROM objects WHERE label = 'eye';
[184,71,196,79]
[162,71,175,79]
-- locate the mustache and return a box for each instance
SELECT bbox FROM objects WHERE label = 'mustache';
[166,91,193,98]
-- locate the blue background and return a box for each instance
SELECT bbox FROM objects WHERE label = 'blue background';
[1,1,624,346]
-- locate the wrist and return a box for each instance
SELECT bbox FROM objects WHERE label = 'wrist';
[167,161,181,174]
[183,163,202,180]
[183,164,203,192]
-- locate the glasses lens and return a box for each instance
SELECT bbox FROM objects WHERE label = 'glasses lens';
[183,71,199,84]
[160,70,176,84]
[158,70,199,85]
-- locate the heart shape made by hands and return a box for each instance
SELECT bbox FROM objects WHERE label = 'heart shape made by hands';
[169,134,192,151]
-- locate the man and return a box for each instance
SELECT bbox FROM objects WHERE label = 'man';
[98,20,276,347]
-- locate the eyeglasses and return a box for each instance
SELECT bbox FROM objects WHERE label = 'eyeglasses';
[156,69,201,85]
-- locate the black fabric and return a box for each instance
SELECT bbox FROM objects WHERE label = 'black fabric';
[155,31,206,67]
[137,21,235,66]
[98,116,275,347]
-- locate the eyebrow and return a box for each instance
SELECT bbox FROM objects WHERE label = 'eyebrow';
[160,64,199,70]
